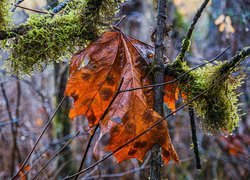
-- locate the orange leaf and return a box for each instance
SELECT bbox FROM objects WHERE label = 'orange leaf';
[164,76,179,112]
[219,134,249,157]
[17,165,31,180]
[65,31,179,163]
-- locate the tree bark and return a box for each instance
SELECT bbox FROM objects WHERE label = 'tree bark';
[150,0,167,179]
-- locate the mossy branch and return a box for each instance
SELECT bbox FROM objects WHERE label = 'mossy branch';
[221,47,250,74]
[167,46,250,134]
[1,0,121,75]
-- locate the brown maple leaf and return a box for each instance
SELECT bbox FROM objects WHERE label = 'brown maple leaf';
[65,31,179,163]
[164,76,179,112]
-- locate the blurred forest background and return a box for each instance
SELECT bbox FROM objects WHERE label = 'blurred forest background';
[0,0,249,179]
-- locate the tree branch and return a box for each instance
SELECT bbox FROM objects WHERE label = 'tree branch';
[151,0,167,179]
[14,4,55,15]
[188,106,201,169]
[221,46,250,73]
[177,0,210,61]
[0,82,20,176]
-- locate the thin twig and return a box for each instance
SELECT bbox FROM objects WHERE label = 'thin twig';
[11,96,67,179]
[15,80,22,163]
[188,106,201,169]
[0,82,20,175]
[74,78,124,180]
[0,120,20,128]
[31,131,80,180]
[64,59,239,179]
[21,132,89,178]
[178,0,210,61]
[115,15,126,26]
[119,46,230,93]
[11,0,25,12]
[83,157,193,179]
[14,4,55,15]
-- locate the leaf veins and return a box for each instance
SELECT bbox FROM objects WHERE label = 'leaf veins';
[65,31,179,163]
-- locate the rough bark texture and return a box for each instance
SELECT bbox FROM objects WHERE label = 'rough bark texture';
[150,0,167,179]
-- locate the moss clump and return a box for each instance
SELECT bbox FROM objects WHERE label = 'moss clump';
[0,0,11,30]
[169,60,244,134]
[3,0,119,75]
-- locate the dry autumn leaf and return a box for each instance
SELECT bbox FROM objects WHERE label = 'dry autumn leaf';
[65,30,179,163]
[219,134,250,157]
[164,76,179,112]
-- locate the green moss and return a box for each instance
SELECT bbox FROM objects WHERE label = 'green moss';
[0,0,11,30]
[169,60,244,134]
[176,38,192,61]
[3,0,119,75]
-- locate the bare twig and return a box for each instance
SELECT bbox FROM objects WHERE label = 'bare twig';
[31,131,80,180]
[14,4,55,15]
[74,78,124,180]
[188,106,201,169]
[15,80,22,164]
[11,0,25,12]
[0,82,20,175]
[11,96,67,179]
[178,0,210,61]
[0,120,20,128]
[82,157,193,179]
[114,15,126,26]
[63,64,239,180]
[21,132,89,178]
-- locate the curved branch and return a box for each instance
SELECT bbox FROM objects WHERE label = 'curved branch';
[221,46,250,73]
[177,0,210,61]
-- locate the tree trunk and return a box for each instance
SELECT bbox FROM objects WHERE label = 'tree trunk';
[150,0,167,179]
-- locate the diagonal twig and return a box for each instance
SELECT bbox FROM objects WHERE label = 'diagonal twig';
[0,82,20,175]
[74,78,124,180]
[11,0,25,12]
[177,0,210,61]
[11,96,67,179]
[31,131,80,180]
[13,4,55,15]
